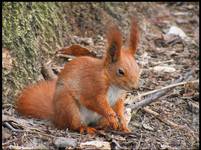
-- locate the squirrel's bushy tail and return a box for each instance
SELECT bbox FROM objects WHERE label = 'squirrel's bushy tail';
[15,80,57,120]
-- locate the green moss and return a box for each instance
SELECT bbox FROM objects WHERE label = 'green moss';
[2,2,70,103]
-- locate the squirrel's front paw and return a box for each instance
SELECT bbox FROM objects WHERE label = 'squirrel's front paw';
[121,125,130,132]
[107,112,119,130]
[119,118,130,132]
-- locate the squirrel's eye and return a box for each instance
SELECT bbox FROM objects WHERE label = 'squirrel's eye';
[117,68,125,77]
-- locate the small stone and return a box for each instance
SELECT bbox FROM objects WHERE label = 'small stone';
[166,26,190,41]
[54,137,77,149]
[153,65,176,73]
[80,140,111,150]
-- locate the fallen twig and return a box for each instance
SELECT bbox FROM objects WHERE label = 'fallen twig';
[111,139,124,149]
[104,130,140,138]
[142,107,197,138]
[140,80,197,100]
[3,122,22,132]
[2,138,20,146]
[8,145,47,150]
[142,107,184,128]
[3,114,56,138]
[24,128,56,138]
[128,79,198,110]
[152,59,174,66]
[136,132,143,149]
[127,70,197,110]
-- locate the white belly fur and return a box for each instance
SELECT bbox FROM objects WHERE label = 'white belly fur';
[80,85,125,125]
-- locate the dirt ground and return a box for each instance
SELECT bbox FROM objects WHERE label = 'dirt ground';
[2,2,199,149]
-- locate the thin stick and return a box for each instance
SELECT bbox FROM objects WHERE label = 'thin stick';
[8,145,46,150]
[128,79,198,110]
[136,132,143,149]
[152,59,174,66]
[3,122,22,132]
[142,107,197,138]
[104,130,140,137]
[133,80,198,102]
[142,107,183,128]
[24,128,56,138]
[3,114,56,138]
[2,138,20,146]
[4,121,56,138]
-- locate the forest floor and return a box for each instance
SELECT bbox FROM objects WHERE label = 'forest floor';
[2,2,199,149]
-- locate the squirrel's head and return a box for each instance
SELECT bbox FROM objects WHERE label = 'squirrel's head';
[104,17,140,91]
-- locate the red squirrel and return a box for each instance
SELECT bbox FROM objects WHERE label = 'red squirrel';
[16,18,140,134]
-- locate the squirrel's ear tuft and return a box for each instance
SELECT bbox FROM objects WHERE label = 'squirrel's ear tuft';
[129,17,139,55]
[106,24,122,63]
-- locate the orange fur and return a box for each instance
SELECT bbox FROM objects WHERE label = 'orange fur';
[16,17,140,134]
[129,17,139,54]
[16,80,56,119]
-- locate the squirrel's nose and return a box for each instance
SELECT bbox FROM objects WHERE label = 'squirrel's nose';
[131,87,139,91]
[131,81,139,90]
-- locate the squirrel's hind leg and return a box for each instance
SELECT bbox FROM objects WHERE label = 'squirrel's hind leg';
[52,92,97,134]
[53,92,82,131]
